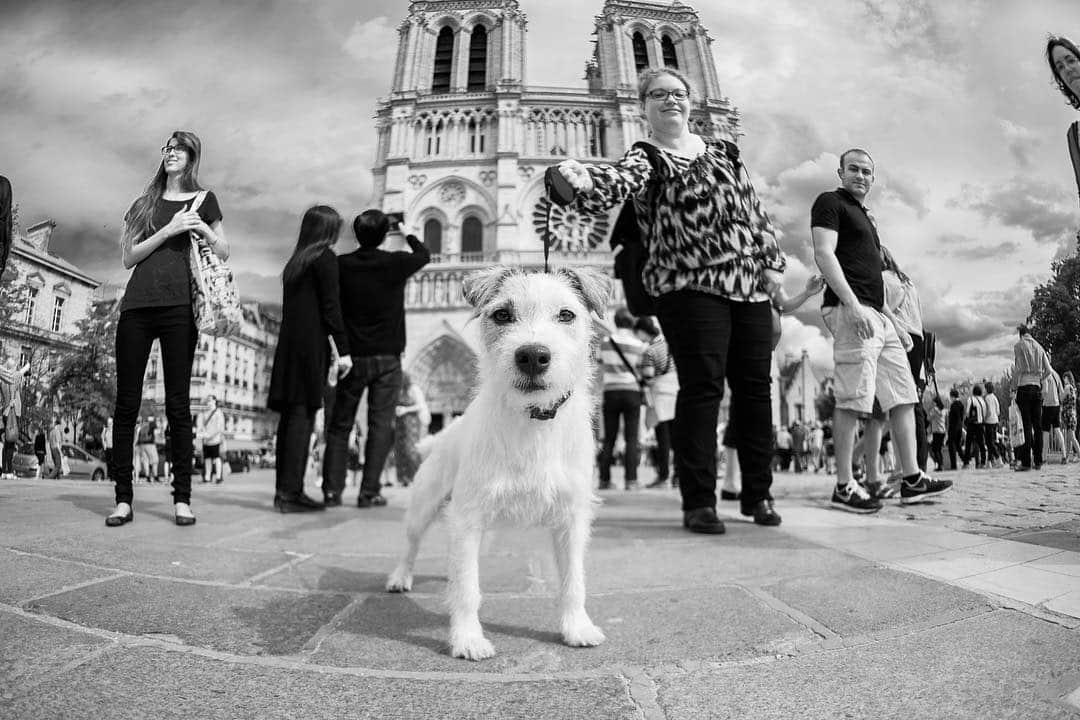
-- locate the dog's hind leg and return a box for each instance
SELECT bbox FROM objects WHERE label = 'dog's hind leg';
[386,471,447,593]
[446,513,495,660]
[552,509,605,648]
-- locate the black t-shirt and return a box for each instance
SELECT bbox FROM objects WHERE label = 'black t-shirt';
[810,188,883,311]
[120,191,223,313]
[338,236,430,356]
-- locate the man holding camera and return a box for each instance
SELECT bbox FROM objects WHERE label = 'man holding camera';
[322,210,430,508]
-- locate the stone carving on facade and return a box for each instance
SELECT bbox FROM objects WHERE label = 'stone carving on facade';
[408,174,428,189]
[517,166,535,181]
[478,171,496,186]
[439,180,467,205]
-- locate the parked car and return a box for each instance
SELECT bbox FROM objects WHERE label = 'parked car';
[16,443,107,481]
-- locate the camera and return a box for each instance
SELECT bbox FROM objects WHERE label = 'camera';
[387,212,405,232]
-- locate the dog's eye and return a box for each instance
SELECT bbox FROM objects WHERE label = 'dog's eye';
[491,308,514,324]
[558,309,576,323]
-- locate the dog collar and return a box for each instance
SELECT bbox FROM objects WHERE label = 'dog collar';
[528,391,572,421]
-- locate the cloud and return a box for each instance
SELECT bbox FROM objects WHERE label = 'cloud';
[343,17,398,68]
[998,118,1039,168]
[962,177,1075,244]
[928,234,1020,260]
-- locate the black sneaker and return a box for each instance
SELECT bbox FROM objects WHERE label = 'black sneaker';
[831,481,882,513]
[900,472,952,504]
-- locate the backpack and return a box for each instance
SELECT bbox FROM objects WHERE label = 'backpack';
[967,397,981,423]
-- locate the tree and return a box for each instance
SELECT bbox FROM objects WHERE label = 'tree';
[48,298,119,445]
[1028,239,1080,380]
[0,262,27,323]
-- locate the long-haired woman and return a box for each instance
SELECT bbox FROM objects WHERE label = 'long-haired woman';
[107,131,228,527]
[267,206,352,512]
[1047,36,1080,206]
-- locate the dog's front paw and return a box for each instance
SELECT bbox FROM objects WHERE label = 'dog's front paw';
[450,633,496,661]
[562,617,606,648]
[385,566,413,593]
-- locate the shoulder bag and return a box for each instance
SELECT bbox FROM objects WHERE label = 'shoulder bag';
[188,191,242,336]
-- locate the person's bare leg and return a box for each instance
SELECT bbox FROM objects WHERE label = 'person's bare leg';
[888,404,919,476]
[833,409,859,486]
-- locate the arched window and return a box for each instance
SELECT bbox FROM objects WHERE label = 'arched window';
[424,218,443,255]
[432,27,454,93]
[632,32,649,72]
[661,35,678,69]
[461,216,483,255]
[467,25,488,91]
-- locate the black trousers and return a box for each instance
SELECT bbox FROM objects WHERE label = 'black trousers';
[930,432,945,469]
[906,336,928,471]
[2,440,14,473]
[653,419,672,481]
[657,291,773,513]
[947,428,963,470]
[598,389,642,484]
[275,404,316,498]
[963,420,986,466]
[1015,385,1044,468]
[983,423,999,462]
[323,355,402,499]
[112,306,196,505]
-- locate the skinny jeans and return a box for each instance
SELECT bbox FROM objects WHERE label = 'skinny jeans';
[112,305,197,505]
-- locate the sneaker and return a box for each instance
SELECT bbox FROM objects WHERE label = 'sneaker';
[900,472,952,504]
[831,482,882,513]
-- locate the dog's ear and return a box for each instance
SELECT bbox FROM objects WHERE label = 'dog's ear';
[555,266,612,317]
[462,266,520,309]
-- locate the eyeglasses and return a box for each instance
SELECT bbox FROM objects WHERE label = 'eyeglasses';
[646,88,689,101]
[161,145,189,156]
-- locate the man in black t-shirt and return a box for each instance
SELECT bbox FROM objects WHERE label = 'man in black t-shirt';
[811,149,950,513]
[322,210,430,508]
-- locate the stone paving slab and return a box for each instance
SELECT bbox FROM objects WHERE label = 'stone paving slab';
[0,611,109,702]
[764,564,994,636]
[653,610,1080,720]
[0,548,119,604]
[25,576,353,656]
[310,586,816,673]
[1,646,639,720]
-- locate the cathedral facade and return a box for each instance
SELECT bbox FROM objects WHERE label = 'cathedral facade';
[373,0,738,429]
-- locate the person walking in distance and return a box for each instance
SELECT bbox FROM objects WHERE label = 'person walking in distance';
[982,382,1002,468]
[962,384,987,469]
[635,316,677,489]
[47,417,64,479]
[929,396,946,472]
[267,205,353,512]
[1012,325,1053,471]
[597,307,646,491]
[200,395,225,483]
[107,131,226,527]
[811,148,951,512]
[946,389,965,471]
[135,414,159,483]
[1042,368,1066,463]
[321,210,430,508]
[1061,371,1080,462]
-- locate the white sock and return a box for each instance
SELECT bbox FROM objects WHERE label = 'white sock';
[175,502,194,518]
[110,502,131,517]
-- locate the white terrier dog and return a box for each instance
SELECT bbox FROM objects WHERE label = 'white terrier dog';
[386,265,611,661]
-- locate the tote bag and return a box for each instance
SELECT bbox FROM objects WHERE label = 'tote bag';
[188,191,242,336]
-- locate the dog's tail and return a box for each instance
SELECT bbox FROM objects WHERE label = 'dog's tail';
[416,416,460,461]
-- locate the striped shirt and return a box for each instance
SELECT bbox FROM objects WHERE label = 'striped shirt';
[602,329,645,393]
[1013,334,1052,387]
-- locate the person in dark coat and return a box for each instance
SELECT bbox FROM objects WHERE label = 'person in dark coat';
[267,205,352,512]
[0,175,12,279]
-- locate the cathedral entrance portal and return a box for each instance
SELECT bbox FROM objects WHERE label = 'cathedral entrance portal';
[409,334,477,433]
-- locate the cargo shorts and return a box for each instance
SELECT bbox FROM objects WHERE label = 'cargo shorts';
[823,305,917,416]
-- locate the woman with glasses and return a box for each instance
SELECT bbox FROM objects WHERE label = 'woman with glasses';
[556,68,787,534]
[106,131,228,527]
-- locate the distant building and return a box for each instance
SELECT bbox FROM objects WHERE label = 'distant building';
[143,302,281,450]
[0,218,100,374]
[776,350,820,427]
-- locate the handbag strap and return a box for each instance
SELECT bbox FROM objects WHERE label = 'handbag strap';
[608,336,643,389]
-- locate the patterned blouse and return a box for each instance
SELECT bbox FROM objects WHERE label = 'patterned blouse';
[576,137,786,302]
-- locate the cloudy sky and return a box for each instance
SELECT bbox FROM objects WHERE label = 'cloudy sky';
[3,0,1079,386]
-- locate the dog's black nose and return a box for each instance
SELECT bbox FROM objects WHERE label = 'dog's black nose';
[514,344,551,377]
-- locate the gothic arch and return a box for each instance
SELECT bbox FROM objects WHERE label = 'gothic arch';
[465,13,495,31]
[409,332,477,417]
[429,15,463,33]
[409,176,497,222]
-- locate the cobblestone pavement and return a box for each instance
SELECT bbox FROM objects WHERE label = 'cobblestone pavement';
[763,462,1080,549]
